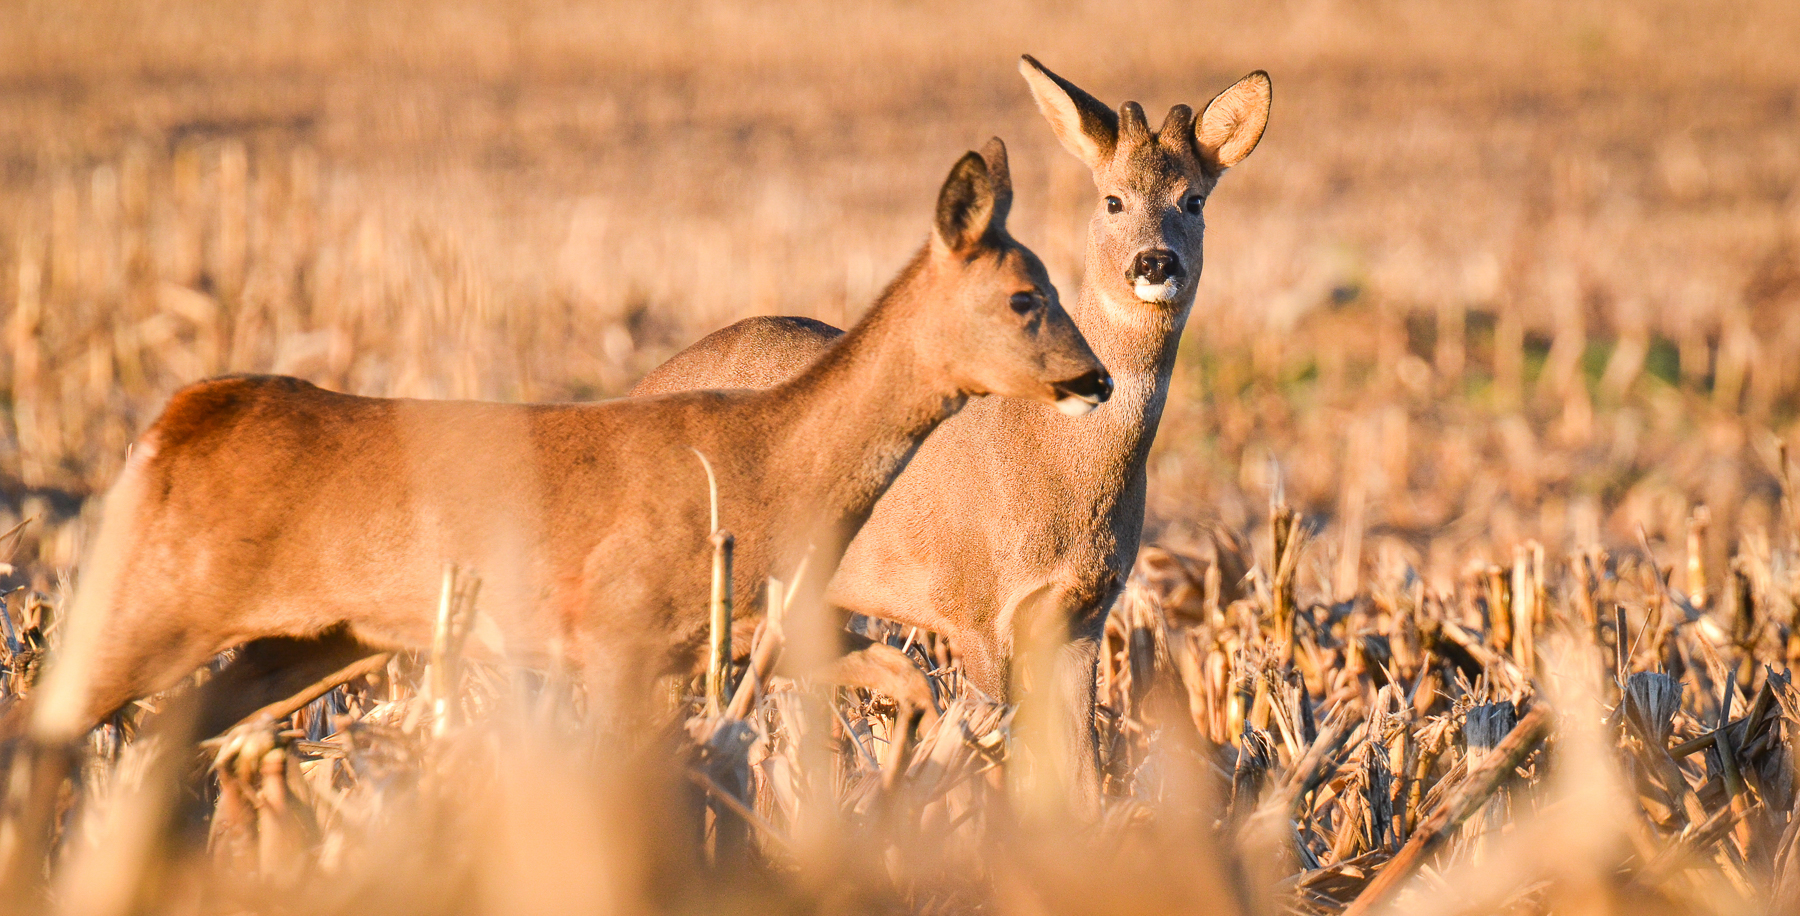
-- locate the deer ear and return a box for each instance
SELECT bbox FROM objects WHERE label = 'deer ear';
[934,151,996,253]
[977,137,1013,228]
[1019,55,1118,171]
[1195,70,1271,173]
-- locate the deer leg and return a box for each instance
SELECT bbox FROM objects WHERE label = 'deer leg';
[194,628,389,739]
[1055,634,1104,815]
[1,607,226,889]
[1010,583,1106,816]
[951,633,1011,702]
[821,630,940,728]
[72,630,235,737]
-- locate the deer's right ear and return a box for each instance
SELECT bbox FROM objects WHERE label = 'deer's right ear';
[1019,55,1118,171]
[976,137,1014,228]
[934,151,996,254]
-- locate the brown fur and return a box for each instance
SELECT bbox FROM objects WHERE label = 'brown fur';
[31,140,1109,738]
[636,317,843,397]
[627,59,1271,801]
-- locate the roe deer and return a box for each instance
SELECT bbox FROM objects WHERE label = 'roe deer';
[20,139,1112,747]
[631,57,1271,802]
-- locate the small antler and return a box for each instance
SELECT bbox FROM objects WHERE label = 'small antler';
[1157,104,1196,157]
[1118,101,1151,146]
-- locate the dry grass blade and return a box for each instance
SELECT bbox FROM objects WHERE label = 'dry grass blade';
[686,768,794,856]
[707,530,735,715]
[1341,704,1554,916]
[727,577,792,720]
[1644,798,1761,877]
[1241,710,1362,861]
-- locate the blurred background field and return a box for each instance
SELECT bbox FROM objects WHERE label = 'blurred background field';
[4,1,1800,913]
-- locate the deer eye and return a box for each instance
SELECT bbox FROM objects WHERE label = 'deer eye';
[1009,292,1040,315]
[1184,195,1202,215]
[1104,196,1123,214]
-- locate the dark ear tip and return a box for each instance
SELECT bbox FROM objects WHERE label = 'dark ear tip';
[952,149,991,181]
[942,150,992,202]
[935,150,996,249]
[979,137,1012,211]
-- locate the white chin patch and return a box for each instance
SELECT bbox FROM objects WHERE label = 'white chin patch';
[1133,279,1181,303]
[1055,394,1101,417]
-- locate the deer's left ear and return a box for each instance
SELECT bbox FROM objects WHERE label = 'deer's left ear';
[933,150,998,254]
[1195,71,1271,173]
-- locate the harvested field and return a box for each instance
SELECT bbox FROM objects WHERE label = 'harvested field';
[3,1,1800,913]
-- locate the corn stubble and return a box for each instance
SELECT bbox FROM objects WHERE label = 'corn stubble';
[5,480,1800,915]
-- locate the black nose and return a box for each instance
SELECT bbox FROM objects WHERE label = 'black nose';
[1055,369,1114,403]
[1130,249,1183,284]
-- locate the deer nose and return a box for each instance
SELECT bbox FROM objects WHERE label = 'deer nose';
[1129,249,1183,284]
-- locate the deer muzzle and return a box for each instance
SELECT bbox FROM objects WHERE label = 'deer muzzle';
[1128,248,1185,303]
[1051,369,1114,416]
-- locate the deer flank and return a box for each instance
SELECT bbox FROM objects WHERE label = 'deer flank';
[24,139,1109,744]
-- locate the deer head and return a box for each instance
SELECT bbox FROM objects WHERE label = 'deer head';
[1019,56,1271,308]
[922,137,1112,415]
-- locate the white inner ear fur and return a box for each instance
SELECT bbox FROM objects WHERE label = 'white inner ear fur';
[1196,73,1271,170]
[1020,64,1109,170]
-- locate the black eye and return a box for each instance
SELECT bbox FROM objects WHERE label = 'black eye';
[1184,195,1202,215]
[1009,292,1039,315]
[1104,196,1123,214]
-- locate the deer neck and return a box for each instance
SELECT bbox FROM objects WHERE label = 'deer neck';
[985,244,1193,584]
[1061,273,1191,468]
[763,253,967,554]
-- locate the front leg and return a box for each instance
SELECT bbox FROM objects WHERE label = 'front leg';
[1010,581,1109,818]
[1054,632,1103,815]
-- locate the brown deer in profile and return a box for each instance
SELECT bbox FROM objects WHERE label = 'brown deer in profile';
[18,139,1112,748]
[632,57,1271,801]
